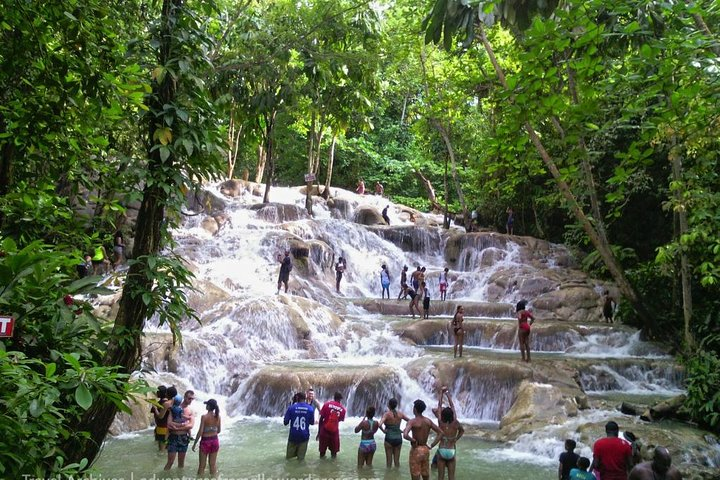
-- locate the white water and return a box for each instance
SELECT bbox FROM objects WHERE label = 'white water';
[103,183,702,477]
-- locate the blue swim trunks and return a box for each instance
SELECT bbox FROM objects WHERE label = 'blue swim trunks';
[167,433,190,453]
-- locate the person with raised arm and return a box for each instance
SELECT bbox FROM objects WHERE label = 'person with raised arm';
[403,399,443,480]
[435,386,464,480]
[378,398,410,468]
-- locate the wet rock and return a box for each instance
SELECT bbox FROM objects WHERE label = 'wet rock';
[355,298,512,318]
[353,206,385,226]
[250,202,309,223]
[200,216,219,236]
[328,197,352,220]
[368,225,443,254]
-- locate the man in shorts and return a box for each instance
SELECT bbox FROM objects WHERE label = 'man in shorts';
[591,421,633,480]
[403,399,443,480]
[164,390,195,470]
[318,392,346,458]
[284,392,315,461]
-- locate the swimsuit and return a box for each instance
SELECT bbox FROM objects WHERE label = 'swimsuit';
[438,447,456,460]
[409,444,430,477]
[199,435,219,454]
[359,439,377,454]
[167,432,190,453]
[385,422,403,447]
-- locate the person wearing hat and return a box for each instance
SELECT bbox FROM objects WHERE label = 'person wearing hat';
[192,398,221,476]
[628,446,682,480]
[591,421,633,480]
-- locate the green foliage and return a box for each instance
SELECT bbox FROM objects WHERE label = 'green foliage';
[0,239,141,477]
[682,350,720,432]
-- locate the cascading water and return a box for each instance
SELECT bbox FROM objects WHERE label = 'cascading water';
[95,183,718,479]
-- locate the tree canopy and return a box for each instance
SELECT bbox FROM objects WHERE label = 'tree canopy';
[1,0,719,475]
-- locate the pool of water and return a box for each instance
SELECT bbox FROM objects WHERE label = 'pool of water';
[93,418,555,480]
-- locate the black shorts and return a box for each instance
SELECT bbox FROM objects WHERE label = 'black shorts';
[423,298,430,309]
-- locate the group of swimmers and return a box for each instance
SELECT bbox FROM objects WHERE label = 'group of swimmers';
[151,385,221,477]
[558,421,683,480]
[283,386,464,480]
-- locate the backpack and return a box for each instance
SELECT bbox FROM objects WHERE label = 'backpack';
[324,408,341,433]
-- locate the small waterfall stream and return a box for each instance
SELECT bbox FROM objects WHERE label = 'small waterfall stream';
[95,183,718,479]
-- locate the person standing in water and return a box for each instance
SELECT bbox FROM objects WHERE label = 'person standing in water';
[516,300,535,362]
[335,256,346,294]
[410,281,424,318]
[628,446,682,480]
[451,305,465,358]
[422,282,431,319]
[439,267,450,301]
[380,264,391,299]
[192,398,221,477]
[318,392,346,459]
[506,207,514,235]
[378,398,410,468]
[435,386,464,480]
[403,399,443,480]
[164,390,195,470]
[603,290,616,323]
[411,266,422,291]
[398,265,409,300]
[277,250,292,294]
[355,406,379,468]
[283,391,315,461]
[151,385,170,451]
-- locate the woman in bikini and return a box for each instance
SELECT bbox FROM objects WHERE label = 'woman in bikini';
[378,398,410,468]
[451,305,465,358]
[516,299,535,362]
[436,386,464,480]
[355,406,379,467]
[192,398,221,476]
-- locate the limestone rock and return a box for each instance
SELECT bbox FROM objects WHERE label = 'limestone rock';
[249,202,309,223]
[353,206,385,226]
[200,216,219,236]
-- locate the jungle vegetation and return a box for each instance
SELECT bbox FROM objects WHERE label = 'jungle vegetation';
[0,0,718,476]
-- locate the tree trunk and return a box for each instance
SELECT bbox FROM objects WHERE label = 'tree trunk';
[305,113,316,214]
[63,0,182,467]
[434,120,468,224]
[413,169,443,211]
[419,45,468,225]
[478,24,653,334]
[227,105,242,179]
[670,139,694,350]
[566,65,611,247]
[255,143,265,184]
[324,132,337,195]
[262,111,276,204]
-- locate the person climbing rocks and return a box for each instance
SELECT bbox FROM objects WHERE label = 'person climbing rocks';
[380,264,391,299]
[375,181,384,196]
[356,179,365,195]
[398,265,409,300]
[335,256,347,294]
[277,250,293,294]
[439,267,449,301]
[603,290,616,323]
[382,205,390,225]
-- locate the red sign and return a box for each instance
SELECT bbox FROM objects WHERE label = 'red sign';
[0,316,14,337]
